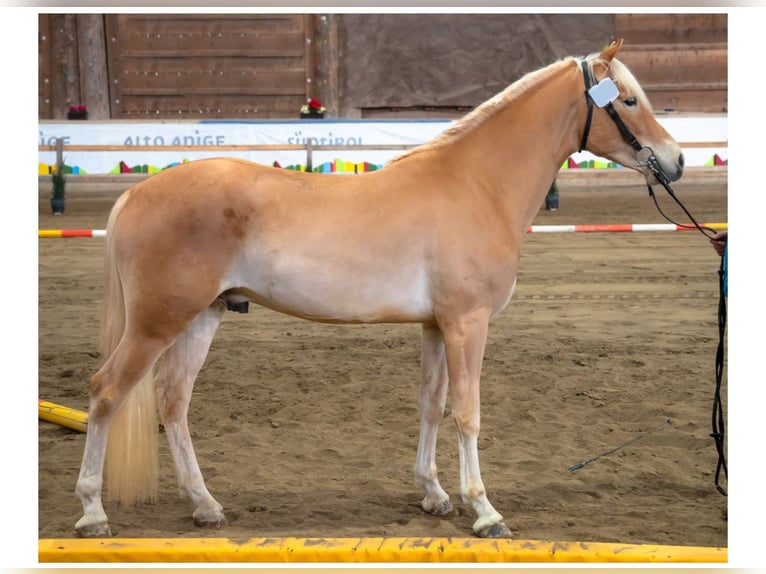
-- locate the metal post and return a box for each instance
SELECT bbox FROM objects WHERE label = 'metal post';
[55,137,64,171]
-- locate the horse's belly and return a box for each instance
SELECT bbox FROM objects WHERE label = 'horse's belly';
[224,255,433,324]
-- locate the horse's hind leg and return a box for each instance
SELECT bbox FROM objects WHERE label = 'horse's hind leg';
[75,335,168,537]
[414,324,453,515]
[155,303,227,528]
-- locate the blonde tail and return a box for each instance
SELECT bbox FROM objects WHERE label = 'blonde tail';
[100,191,159,505]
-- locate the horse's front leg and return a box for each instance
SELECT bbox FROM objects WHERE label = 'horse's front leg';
[440,310,511,538]
[414,323,453,516]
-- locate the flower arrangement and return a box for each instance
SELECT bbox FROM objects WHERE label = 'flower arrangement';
[68,105,88,120]
[51,164,66,200]
[50,159,67,214]
[300,98,326,119]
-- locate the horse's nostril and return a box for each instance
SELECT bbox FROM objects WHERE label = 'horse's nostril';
[678,153,685,169]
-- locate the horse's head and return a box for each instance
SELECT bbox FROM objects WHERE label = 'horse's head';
[580,39,684,184]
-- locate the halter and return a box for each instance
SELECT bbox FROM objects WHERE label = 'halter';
[579,58,727,498]
[578,58,669,186]
[579,57,718,238]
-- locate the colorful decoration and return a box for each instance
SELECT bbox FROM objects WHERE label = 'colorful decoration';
[111,160,182,174]
[38,155,725,177]
[705,153,727,167]
[563,157,621,169]
[38,163,85,175]
[312,159,382,173]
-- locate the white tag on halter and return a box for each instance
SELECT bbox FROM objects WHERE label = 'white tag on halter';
[588,77,619,108]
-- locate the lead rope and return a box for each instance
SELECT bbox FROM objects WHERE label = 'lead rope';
[579,55,727,495]
[712,246,728,496]
[647,177,727,497]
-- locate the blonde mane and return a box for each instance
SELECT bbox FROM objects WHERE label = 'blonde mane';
[389,57,577,164]
[389,51,650,165]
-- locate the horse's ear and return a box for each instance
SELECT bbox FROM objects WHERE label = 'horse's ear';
[599,38,624,62]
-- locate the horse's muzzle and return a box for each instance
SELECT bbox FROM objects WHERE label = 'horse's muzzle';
[640,147,684,185]
[669,152,685,181]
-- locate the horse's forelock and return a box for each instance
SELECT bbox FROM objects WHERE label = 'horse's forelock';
[588,53,653,111]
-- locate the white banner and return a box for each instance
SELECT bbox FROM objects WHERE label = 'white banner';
[38,116,727,175]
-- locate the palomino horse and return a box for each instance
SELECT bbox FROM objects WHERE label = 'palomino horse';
[74,39,683,538]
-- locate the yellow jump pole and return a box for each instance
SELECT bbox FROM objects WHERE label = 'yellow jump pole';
[38,537,727,563]
[38,400,88,433]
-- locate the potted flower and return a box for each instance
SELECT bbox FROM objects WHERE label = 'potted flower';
[300,98,326,119]
[51,162,66,215]
[68,105,88,120]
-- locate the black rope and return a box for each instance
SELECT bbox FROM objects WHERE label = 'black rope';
[647,179,727,497]
[605,104,642,152]
[646,180,717,239]
[712,251,728,496]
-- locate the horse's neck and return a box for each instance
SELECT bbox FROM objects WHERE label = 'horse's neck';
[447,62,583,232]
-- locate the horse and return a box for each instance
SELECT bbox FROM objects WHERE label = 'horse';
[74,39,684,539]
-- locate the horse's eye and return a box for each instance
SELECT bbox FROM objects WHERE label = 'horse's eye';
[624,97,638,107]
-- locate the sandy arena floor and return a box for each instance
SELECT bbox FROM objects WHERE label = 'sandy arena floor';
[38,173,727,548]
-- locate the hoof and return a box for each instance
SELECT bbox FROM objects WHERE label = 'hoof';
[75,520,112,538]
[476,522,512,539]
[423,497,454,516]
[193,510,227,528]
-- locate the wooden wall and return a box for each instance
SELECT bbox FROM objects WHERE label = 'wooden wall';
[39,14,110,120]
[39,13,728,120]
[615,14,727,112]
[104,14,313,119]
[40,13,318,120]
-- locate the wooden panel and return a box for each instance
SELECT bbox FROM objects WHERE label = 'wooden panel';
[619,46,727,85]
[312,14,338,117]
[122,13,305,30]
[120,82,305,97]
[614,14,727,113]
[643,87,728,114]
[116,33,305,58]
[77,14,110,119]
[616,13,727,44]
[49,14,80,119]
[618,46,727,112]
[104,14,123,119]
[117,57,305,95]
[118,94,306,118]
[105,13,310,119]
[38,14,52,119]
